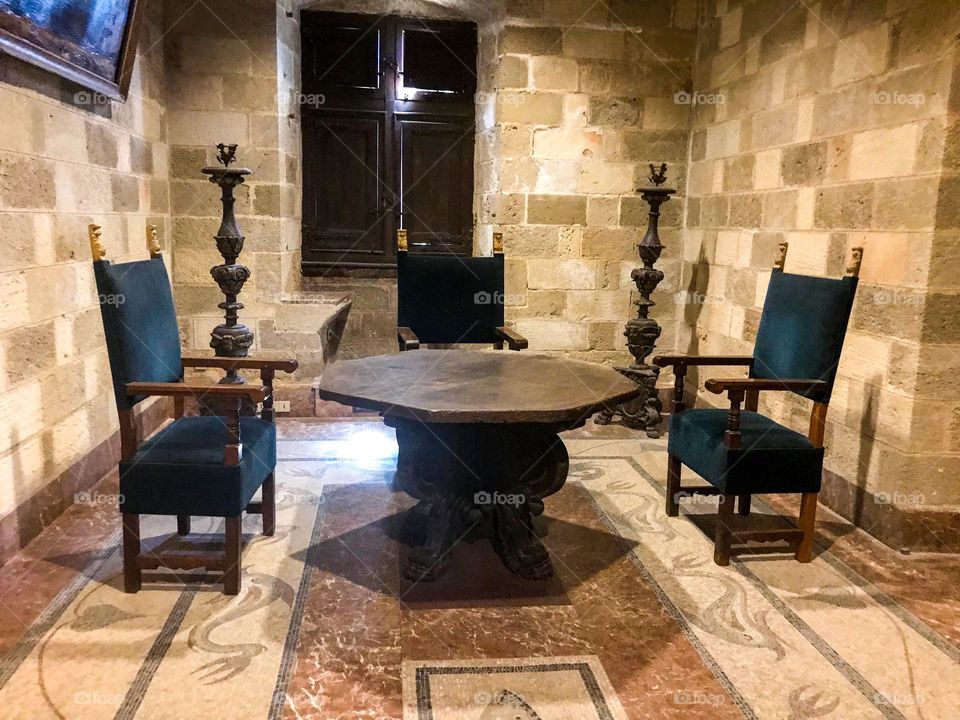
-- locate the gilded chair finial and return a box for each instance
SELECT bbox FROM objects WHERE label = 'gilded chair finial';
[846,247,864,278]
[493,231,504,254]
[774,241,788,271]
[397,228,408,252]
[89,224,106,261]
[146,224,161,257]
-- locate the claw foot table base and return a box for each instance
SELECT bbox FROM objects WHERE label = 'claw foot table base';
[387,418,569,581]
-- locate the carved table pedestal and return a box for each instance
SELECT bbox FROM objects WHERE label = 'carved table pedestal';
[319,351,640,581]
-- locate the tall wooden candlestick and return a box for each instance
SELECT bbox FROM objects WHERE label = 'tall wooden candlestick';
[203,143,254,385]
[596,163,675,437]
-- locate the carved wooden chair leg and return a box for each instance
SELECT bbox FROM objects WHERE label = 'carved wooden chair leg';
[714,494,735,566]
[223,516,242,595]
[177,515,191,536]
[122,513,142,593]
[665,455,682,517]
[262,473,276,537]
[737,494,751,516]
[795,492,818,562]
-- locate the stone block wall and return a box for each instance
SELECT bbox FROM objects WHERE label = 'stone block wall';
[478,0,698,362]
[681,0,960,550]
[0,3,171,559]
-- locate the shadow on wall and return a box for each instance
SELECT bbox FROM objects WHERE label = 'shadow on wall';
[682,244,710,400]
[851,375,880,528]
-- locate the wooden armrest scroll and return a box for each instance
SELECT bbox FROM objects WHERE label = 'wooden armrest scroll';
[125,382,266,404]
[181,356,298,373]
[495,326,528,351]
[397,327,420,351]
[652,354,754,368]
[705,378,827,394]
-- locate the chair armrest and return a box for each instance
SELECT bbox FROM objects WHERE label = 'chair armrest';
[126,382,265,464]
[653,356,753,416]
[181,356,298,373]
[126,382,266,404]
[398,327,420,351]
[704,378,827,395]
[652,354,754,368]
[495,326,528,351]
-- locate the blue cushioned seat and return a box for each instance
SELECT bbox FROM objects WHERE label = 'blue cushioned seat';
[119,416,276,517]
[668,409,824,495]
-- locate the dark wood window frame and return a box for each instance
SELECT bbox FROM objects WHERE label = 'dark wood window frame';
[300,12,478,277]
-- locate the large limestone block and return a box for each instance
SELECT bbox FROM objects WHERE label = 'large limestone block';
[43,111,87,164]
[495,55,529,89]
[527,258,597,289]
[578,161,634,193]
[533,127,602,159]
[1,154,57,210]
[513,318,589,350]
[832,24,891,87]
[704,120,740,159]
[750,103,798,150]
[813,183,874,230]
[565,289,630,320]
[587,196,619,227]
[562,28,625,60]
[497,92,565,125]
[873,176,938,231]
[781,142,827,186]
[168,110,250,146]
[530,56,579,91]
[527,194,587,225]
[500,26,563,55]
[848,124,920,181]
[178,36,255,75]
[581,227,637,259]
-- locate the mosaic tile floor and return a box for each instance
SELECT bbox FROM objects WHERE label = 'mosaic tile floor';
[0,418,956,719]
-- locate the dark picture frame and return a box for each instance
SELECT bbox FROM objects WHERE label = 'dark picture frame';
[0,0,146,101]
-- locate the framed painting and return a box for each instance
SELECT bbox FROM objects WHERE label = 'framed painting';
[0,0,145,100]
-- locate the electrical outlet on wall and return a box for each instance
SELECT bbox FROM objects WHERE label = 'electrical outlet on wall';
[274,400,291,413]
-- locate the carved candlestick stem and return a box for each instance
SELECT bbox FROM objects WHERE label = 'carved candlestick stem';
[202,144,254,384]
[596,163,676,437]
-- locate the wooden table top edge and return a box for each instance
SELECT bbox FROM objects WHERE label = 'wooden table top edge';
[317,385,643,424]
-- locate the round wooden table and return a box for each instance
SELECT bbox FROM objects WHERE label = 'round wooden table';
[319,351,640,581]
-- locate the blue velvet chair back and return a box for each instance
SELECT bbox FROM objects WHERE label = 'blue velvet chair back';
[397,252,505,344]
[751,270,858,403]
[93,257,183,410]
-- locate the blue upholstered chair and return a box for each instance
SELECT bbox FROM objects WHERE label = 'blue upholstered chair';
[396,230,527,351]
[653,243,862,565]
[90,225,297,595]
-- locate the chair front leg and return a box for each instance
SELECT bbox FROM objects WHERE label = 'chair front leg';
[671,363,688,414]
[122,513,142,593]
[177,515,191,535]
[795,492,818,562]
[262,473,276,537]
[665,455,682,516]
[223,516,242,595]
[714,494,735,566]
